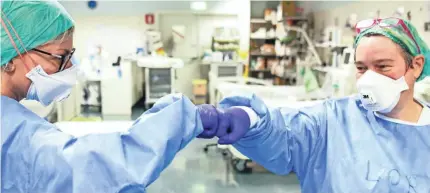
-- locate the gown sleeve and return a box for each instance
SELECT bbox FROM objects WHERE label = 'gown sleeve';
[28,94,203,193]
[218,93,329,178]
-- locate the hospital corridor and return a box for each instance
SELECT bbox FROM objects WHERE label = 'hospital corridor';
[1,0,430,193]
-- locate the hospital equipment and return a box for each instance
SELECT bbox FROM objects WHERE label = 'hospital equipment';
[283,26,323,67]
[82,78,102,109]
[79,47,113,109]
[278,25,325,88]
[208,61,244,105]
[145,68,174,107]
[330,46,348,68]
[319,26,343,48]
[210,61,243,78]
[79,54,183,120]
[311,46,357,97]
[137,55,184,109]
[341,47,355,66]
[215,80,328,105]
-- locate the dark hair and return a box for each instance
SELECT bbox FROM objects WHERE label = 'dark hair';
[362,33,414,68]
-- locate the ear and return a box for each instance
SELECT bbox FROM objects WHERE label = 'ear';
[3,61,16,73]
[411,54,425,80]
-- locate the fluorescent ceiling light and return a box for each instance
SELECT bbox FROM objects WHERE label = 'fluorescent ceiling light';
[190,1,207,11]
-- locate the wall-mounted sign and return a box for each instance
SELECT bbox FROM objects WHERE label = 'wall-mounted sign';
[145,14,155,25]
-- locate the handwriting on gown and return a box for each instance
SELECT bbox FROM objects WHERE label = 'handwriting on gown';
[365,161,430,193]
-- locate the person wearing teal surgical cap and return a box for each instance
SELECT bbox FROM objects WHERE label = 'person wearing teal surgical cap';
[1,1,217,192]
[196,17,430,192]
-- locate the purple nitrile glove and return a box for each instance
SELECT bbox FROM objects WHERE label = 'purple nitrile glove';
[216,107,250,145]
[196,104,219,138]
[197,105,251,144]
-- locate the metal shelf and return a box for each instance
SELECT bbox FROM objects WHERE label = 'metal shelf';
[250,69,271,72]
[315,43,350,48]
[250,18,268,23]
[250,37,276,40]
[213,49,238,52]
[279,16,308,22]
[250,53,277,57]
[250,54,297,58]
[213,39,240,43]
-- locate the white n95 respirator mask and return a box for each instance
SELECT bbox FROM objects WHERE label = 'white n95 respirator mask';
[26,65,77,106]
[356,70,409,113]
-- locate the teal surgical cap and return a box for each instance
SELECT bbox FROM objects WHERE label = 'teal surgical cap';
[1,0,74,66]
[354,19,430,82]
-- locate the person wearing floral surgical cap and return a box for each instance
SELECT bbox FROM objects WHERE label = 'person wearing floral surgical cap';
[196,17,430,192]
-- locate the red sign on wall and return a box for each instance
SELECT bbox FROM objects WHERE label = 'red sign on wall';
[145,14,155,25]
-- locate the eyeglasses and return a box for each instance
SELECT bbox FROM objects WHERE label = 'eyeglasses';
[355,18,420,54]
[32,48,76,72]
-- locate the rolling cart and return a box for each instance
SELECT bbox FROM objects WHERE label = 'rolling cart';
[144,68,175,109]
[137,56,184,109]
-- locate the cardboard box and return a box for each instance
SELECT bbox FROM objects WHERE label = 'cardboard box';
[193,95,207,105]
[192,79,207,96]
[282,1,296,17]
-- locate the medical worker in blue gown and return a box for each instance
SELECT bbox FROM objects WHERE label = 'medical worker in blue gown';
[198,18,430,192]
[0,1,222,192]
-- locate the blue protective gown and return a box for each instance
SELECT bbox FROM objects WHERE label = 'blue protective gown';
[1,94,203,193]
[219,94,430,193]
